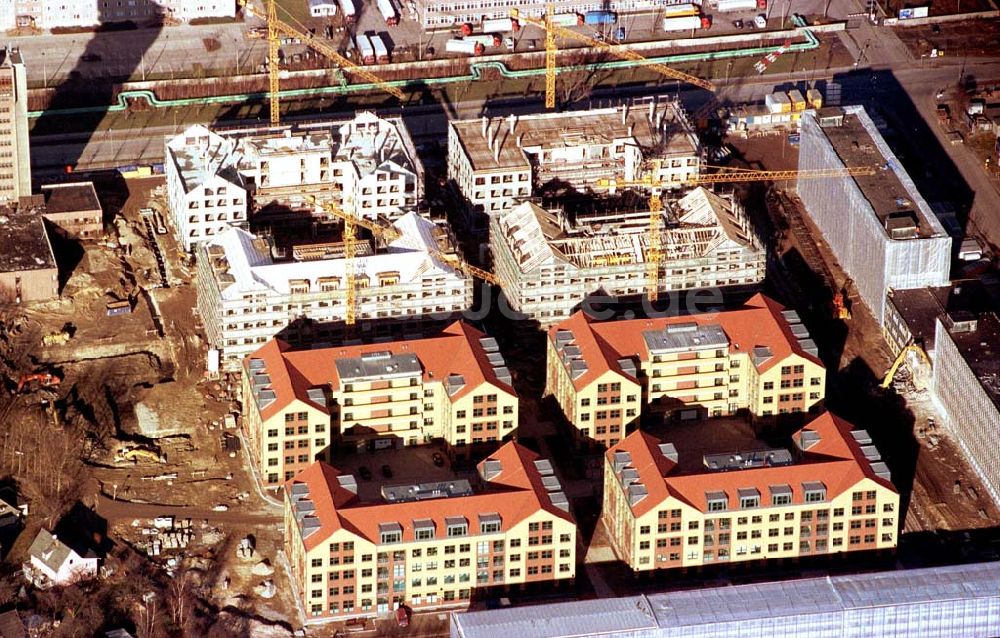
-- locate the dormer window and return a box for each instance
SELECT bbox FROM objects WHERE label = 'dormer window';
[706,491,727,512]
[445,516,468,537]
[478,513,501,534]
[738,488,760,509]
[379,522,402,544]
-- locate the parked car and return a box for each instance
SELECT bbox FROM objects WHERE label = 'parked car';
[381,464,393,478]
[504,36,515,50]
[359,466,373,480]
[432,452,445,467]
[732,18,743,28]
[753,14,766,28]
[615,26,626,40]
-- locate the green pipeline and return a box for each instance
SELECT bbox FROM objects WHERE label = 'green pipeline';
[28,17,815,118]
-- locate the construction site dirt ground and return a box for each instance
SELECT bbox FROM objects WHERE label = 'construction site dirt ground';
[0,174,302,629]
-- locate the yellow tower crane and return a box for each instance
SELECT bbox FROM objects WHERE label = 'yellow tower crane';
[598,164,879,301]
[240,0,405,125]
[512,5,714,110]
[304,197,500,325]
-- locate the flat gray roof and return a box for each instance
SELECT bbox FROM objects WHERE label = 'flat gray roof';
[642,323,728,355]
[451,561,1000,638]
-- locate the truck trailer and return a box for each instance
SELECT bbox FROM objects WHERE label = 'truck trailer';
[465,33,502,47]
[376,0,398,25]
[357,34,375,64]
[445,38,485,55]
[663,3,700,17]
[550,13,580,26]
[370,34,390,63]
[716,0,764,11]
[481,17,520,32]
[662,14,709,30]
[338,0,356,23]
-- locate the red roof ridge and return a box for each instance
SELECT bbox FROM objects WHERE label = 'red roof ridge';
[288,442,574,550]
[606,412,897,517]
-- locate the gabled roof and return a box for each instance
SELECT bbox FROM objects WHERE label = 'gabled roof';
[287,442,574,552]
[245,321,516,422]
[548,293,822,391]
[27,529,95,573]
[607,412,897,518]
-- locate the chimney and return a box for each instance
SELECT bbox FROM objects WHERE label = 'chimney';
[517,134,523,148]
[494,139,501,162]
[481,116,488,139]
[487,123,496,151]
[628,124,633,137]
[508,114,517,135]
[621,105,627,125]
[648,101,655,120]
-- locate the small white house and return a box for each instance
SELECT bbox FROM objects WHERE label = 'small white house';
[309,0,339,16]
[24,529,98,589]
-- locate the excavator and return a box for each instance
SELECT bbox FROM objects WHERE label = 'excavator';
[15,372,61,394]
[114,445,166,465]
[881,344,932,390]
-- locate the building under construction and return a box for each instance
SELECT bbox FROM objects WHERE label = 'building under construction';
[490,187,765,324]
[166,111,423,251]
[797,106,951,325]
[196,213,474,369]
[448,98,701,229]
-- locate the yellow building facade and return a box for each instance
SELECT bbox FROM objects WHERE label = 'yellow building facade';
[285,442,577,623]
[601,413,900,572]
[545,294,827,448]
[242,322,519,487]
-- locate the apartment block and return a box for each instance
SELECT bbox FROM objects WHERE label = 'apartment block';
[544,294,826,448]
[797,106,950,325]
[285,442,576,623]
[491,188,764,325]
[448,100,700,228]
[165,112,422,250]
[0,48,30,204]
[241,321,518,486]
[165,125,248,252]
[417,0,681,29]
[196,213,474,369]
[601,412,900,572]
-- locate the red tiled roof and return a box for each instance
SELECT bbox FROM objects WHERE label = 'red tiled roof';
[245,321,516,422]
[287,442,574,552]
[607,412,897,518]
[549,293,822,391]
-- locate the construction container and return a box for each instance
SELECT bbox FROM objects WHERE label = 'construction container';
[717,0,758,12]
[550,13,580,27]
[445,38,485,55]
[581,10,616,25]
[662,15,704,31]
[765,91,791,113]
[787,89,806,111]
[806,88,823,109]
[662,3,700,17]
[482,17,520,32]
[376,0,398,25]
[357,35,375,64]
[370,34,390,63]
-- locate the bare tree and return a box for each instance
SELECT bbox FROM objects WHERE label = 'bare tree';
[168,568,196,633]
